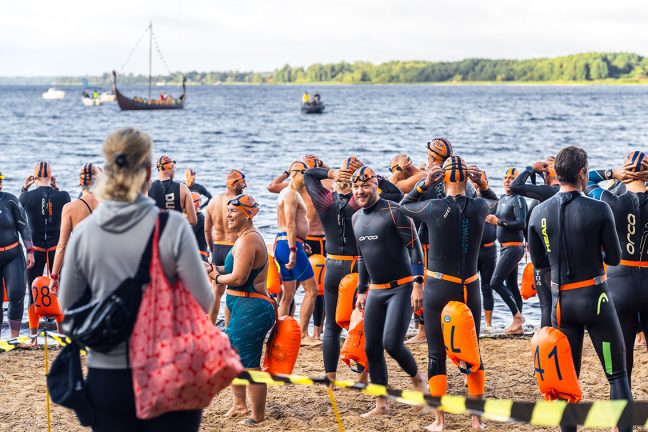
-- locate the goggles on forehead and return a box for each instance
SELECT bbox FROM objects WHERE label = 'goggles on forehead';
[351,167,378,184]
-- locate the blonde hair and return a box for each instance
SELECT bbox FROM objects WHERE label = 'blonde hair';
[96,128,152,202]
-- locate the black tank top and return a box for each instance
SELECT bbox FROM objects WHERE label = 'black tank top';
[19,186,71,247]
[149,180,182,212]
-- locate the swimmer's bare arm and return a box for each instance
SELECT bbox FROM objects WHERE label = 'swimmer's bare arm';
[50,203,73,292]
[394,172,427,194]
[267,170,290,193]
[181,183,197,225]
[283,190,299,269]
[204,198,216,247]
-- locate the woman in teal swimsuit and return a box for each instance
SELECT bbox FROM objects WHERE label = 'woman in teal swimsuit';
[207,194,276,426]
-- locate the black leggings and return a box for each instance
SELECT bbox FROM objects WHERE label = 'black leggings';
[323,257,357,373]
[536,267,552,327]
[553,284,632,432]
[490,246,524,315]
[424,279,483,379]
[305,237,326,328]
[364,284,418,386]
[313,295,324,327]
[607,266,648,387]
[0,247,26,331]
[478,246,497,311]
[87,368,202,432]
[27,247,56,300]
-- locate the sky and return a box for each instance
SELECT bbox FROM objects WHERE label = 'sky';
[2,0,647,76]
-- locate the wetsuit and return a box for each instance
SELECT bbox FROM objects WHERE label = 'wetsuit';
[19,186,70,287]
[587,171,648,386]
[352,198,424,386]
[224,237,276,368]
[490,193,527,317]
[478,213,497,313]
[191,212,209,262]
[511,167,560,327]
[189,182,212,209]
[304,168,401,373]
[401,183,497,397]
[528,191,632,432]
[0,192,32,333]
[304,235,326,328]
[148,180,182,211]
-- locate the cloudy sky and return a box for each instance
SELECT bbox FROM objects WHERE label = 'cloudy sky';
[2,0,647,76]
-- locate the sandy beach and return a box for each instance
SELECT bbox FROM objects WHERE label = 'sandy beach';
[1,335,646,431]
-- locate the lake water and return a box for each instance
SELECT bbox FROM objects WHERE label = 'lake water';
[2,84,648,332]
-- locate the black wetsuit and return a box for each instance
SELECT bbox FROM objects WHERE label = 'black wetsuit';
[0,192,32,332]
[511,167,560,327]
[149,180,182,211]
[587,172,648,386]
[528,191,632,432]
[189,183,212,209]
[478,214,497,312]
[304,168,401,373]
[490,193,527,316]
[352,198,424,387]
[401,183,497,395]
[19,186,70,290]
[192,212,209,262]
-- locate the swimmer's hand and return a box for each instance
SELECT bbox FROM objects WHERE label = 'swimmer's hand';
[633,159,648,181]
[286,250,297,270]
[467,165,485,186]
[531,161,549,172]
[23,176,35,189]
[51,176,58,190]
[303,243,312,255]
[25,252,35,269]
[50,279,59,295]
[411,283,423,312]
[485,214,499,225]
[424,166,443,187]
[355,293,367,311]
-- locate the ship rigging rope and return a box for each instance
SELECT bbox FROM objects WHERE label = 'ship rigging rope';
[151,28,174,76]
[119,25,175,80]
[119,26,149,73]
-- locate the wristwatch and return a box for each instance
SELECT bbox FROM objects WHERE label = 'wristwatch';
[605,169,614,180]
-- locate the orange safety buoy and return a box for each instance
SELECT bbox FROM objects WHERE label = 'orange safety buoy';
[521,262,537,300]
[308,254,326,296]
[341,308,368,371]
[441,301,481,373]
[530,327,582,403]
[266,253,282,296]
[335,273,358,330]
[262,316,302,375]
[31,276,63,323]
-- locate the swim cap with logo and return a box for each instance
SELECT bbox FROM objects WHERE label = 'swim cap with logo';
[228,194,259,219]
[504,168,519,178]
[79,163,98,187]
[341,156,363,173]
[302,154,320,169]
[34,161,52,178]
[427,138,453,163]
[442,156,468,183]
[226,169,246,186]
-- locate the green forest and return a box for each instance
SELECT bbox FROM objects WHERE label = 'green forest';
[26,52,648,86]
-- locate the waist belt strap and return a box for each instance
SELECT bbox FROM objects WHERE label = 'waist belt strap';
[551,274,607,291]
[0,242,19,252]
[620,260,648,267]
[305,235,326,241]
[369,276,414,290]
[481,242,495,248]
[226,289,276,306]
[500,241,524,247]
[426,270,479,285]
[33,246,57,252]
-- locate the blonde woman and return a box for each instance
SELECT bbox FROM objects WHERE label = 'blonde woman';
[60,128,213,431]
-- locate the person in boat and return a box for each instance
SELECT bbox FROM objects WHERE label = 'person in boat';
[313,93,321,104]
[302,91,310,105]
[92,90,99,99]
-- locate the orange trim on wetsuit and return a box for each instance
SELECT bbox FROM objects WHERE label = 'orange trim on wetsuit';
[551,274,607,291]
[481,242,495,248]
[500,241,524,247]
[369,276,414,290]
[213,240,235,246]
[619,260,648,267]
[426,270,479,303]
[305,235,325,254]
[0,242,19,252]
[33,245,57,276]
[199,250,209,257]
[226,288,275,306]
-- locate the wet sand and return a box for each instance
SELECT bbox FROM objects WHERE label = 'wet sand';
[1,336,646,432]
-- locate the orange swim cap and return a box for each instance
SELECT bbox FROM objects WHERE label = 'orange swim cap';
[302,154,320,169]
[226,169,245,186]
[504,167,519,178]
[79,163,97,187]
[34,161,52,178]
[351,166,378,184]
[442,156,468,183]
[227,194,259,219]
[389,154,412,173]
[156,155,175,172]
[625,151,647,172]
[546,164,557,178]
[341,156,362,172]
[427,138,453,163]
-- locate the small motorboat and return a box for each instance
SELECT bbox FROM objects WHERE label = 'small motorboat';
[42,88,65,100]
[82,96,101,106]
[99,91,116,103]
[301,101,325,114]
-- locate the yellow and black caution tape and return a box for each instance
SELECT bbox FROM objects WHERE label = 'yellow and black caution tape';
[234,370,646,428]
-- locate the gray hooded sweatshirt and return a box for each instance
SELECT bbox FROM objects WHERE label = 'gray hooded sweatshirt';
[60,194,214,369]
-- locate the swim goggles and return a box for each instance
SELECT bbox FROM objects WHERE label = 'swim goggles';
[227,194,259,218]
[351,167,378,183]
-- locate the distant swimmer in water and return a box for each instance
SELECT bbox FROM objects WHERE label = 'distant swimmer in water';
[401,156,498,431]
[0,169,34,338]
[351,166,427,417]
[586,151,648,389]
[205,169,247,323]
[273,161,321,346]
[485,168,527,334]
[50,163,101,296]
[20,161,71,340]
[148,154,197,224]
[529,146,632,432]
[185,168,213,209]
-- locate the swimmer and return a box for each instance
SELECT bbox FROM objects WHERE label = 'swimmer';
[586,151,648,387]
[351,166,427,417]
[189,192,210,262]
[204,169,247,323]
[485,168,527,334]
[185,168,213,209]
[528,146,632,432]
[205,194,275,425]
[401,156,498,431]
[388,153,427,193]
[20,161,70,339]
[148,155,196,224]
[0,169,34,338]
[273,161,321,346]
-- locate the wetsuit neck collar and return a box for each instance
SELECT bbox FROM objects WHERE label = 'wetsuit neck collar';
[362,197,381,213]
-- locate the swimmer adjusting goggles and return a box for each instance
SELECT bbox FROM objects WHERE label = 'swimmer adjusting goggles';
[351,166,378,183]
